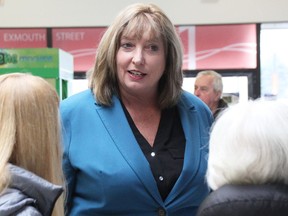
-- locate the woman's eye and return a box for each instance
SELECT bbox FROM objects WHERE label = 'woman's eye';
[148,45,159,51]
[121,43,133,49]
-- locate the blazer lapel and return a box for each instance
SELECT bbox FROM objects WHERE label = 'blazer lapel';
[165,97,201,205]
[95,96,163,204]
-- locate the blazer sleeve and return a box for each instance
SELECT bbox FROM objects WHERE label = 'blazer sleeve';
[60,100,77,215]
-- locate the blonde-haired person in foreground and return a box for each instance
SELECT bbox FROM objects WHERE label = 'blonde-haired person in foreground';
[196,99,288,216]
[0,73,65,216]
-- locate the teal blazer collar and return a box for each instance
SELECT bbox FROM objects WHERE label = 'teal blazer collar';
[95,94,203,205]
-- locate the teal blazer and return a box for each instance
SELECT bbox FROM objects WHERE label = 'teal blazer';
[61,89,213,216]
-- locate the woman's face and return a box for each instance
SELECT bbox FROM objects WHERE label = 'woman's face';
[116,30,166,98]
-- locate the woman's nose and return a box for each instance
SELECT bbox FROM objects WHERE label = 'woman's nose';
[132,49,144,65]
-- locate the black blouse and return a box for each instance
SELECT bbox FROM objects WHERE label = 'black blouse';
[122,104,186,201]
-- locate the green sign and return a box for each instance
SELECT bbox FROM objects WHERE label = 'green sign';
[0,48,73,99]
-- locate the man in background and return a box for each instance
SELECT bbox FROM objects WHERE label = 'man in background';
[194,70,228,119]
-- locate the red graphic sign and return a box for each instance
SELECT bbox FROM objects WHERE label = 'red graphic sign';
[52,28,107,72]
[1,24,257,72]
[0,29,47,48]
[177,24,257,70]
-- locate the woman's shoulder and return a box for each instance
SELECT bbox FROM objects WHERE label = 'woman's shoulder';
[6,164,63,216]
[180,90,211,110]
[0,187,42,216]
[196,184,288,216]
[61,89,94,105]
[180,90,213,123]
[60,89,96,114]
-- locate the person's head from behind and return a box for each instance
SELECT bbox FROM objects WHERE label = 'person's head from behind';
[0,73,64,215]
[207,99,288,190]
[194,70,223,110]
[90,3,183,109]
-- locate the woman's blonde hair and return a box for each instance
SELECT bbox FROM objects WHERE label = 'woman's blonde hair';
[0,73,64,216]
[207,99,288,190]
[90,3,183,109]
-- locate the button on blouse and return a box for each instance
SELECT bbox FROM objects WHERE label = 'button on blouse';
[122,104,186,201]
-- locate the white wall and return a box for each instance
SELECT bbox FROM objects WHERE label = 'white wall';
[0,0,288,28]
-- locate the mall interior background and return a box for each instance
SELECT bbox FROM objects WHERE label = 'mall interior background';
[0,0,287,103]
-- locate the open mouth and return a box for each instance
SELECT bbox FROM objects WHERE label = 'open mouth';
[128,70,146,77]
